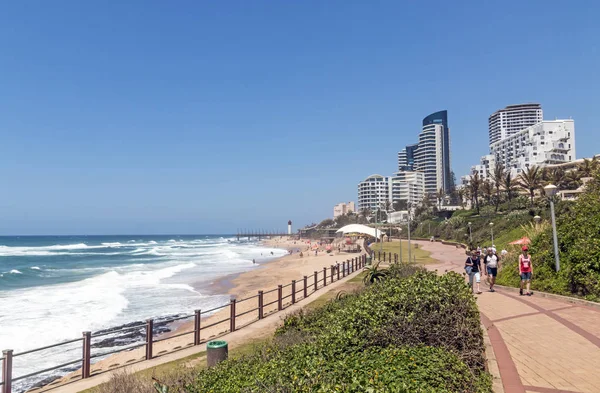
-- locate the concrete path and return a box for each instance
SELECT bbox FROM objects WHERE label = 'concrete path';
[415,240,600,393]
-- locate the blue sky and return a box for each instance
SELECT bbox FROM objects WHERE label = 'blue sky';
[0,1,598,235]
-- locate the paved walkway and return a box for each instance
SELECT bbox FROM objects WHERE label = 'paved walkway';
[415,240,600,393]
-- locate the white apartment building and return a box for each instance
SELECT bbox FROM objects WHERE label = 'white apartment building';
[414,123,444,195]
[357,175,392,211]
[491,119,576,177]
[333,201,356,218]
[472,154,497,179]
[489,103,543,145]
[391,171,425,205]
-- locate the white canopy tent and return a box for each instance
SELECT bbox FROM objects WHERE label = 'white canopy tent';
[336,224,382,239]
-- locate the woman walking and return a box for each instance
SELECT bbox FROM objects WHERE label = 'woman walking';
[465,250,482,294]
[519,246,534,296]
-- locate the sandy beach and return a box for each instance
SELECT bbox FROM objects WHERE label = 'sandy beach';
[36,236,364,392]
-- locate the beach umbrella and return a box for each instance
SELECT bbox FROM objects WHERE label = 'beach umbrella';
[509,237,531,245]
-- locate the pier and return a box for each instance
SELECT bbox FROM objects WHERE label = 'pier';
[235,229,290,241]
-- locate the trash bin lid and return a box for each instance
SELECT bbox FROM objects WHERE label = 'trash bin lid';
[207,340,228,349]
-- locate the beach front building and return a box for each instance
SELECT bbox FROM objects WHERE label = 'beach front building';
[489,103,543,145]
[472,154,497,179]
[357,175,393,211]
[397,111,452,195]
[333,201,356,218]
[490,119,576,178]
[391,171,425,206]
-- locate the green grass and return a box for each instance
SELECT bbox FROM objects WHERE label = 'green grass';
[370,240,436,264]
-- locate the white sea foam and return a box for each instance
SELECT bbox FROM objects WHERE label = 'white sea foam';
[9,269,22,274]
[101,242,123,247]
[0,237,288,388]
[31,266,41,270]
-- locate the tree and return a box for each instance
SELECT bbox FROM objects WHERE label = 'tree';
[318,218,335,228]
[481,179,494,205]
[492,164,505,212]
[436,188,445,210]
[564,170,581,190]
[469,171,481,214]
[359,208,371,223]
[542,167,567,189]
[393,200,408,211]
[381,200,393,213]
[502,172,517,211]
[518,165,543,207]
[577,157,598,177]
[457,188,466,209]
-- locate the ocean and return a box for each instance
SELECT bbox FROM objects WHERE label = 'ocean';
[0,235,287,390]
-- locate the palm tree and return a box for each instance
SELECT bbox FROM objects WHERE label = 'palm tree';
[436,188,445,210]
[543,167,567,189]
[502,172,517,211]
[469,171,481,214]
[492,164,505,212]
[457,188,466,209]
[359,208,371,224]
[481,179,494,205]
[578,157,598,177]
[564,170,581,190]
[363,262,388,285]
[518,165,543,207]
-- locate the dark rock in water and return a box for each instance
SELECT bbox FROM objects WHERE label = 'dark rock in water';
[91,315,182,349]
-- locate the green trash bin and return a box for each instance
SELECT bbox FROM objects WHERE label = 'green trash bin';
[207,340,228,367]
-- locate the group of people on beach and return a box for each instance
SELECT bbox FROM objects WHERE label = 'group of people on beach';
[465,245,533,296]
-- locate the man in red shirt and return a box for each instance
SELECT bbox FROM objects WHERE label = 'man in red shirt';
[519,246,534,296]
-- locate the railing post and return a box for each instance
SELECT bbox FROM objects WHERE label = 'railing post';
[331,265,335,281]
[2,349,13,393]
[291,280,296,304]
[145,319,153,360]
[258,291,264,320]
[314,271,318,292]
[230,299,236,332]
[278,285,283,310]
[323,267,327,286]
[303,276,308,299]
[194,309,202,345]
[82,331,91,379]
[336,263,340,280]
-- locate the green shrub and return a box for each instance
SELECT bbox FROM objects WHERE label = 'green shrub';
[498,171,600,301]
[188,268,492,393]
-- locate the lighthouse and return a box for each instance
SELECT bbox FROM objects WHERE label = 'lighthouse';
[288,220,292,235]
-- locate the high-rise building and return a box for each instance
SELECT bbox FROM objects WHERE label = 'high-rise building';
[398,111,451,195]
[397,143,418,172]
[488,103,543,145]
[357,175,392,211]
[391,171,425,205]
[491,119,575,177]
[333,202,356,218]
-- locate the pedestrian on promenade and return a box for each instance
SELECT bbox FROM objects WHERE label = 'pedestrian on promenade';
[519,246,534,296]
[465,250,482,294]
[484,248,500,292]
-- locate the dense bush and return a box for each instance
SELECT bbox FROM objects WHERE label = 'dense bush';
[498,172,600,301]
[187,267,492,392]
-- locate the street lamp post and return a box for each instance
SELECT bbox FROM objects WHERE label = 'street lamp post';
[489,222,494,246]
[544,184,560,272]
[468,222,472,244]
[398,227,403,263]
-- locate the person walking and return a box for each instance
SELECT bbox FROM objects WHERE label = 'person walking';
[484,248,500,292]
[465,250,482,294]
[519,246,534,296]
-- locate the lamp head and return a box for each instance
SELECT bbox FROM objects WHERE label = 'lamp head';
[534,215,541,223]
[544,184,558,197]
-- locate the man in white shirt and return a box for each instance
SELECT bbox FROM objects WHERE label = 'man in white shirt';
[484,248,500,292]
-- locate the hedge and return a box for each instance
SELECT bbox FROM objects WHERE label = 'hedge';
[187,266,492,392]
